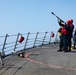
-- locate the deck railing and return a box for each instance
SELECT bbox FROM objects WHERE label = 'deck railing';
[0,31,59,57]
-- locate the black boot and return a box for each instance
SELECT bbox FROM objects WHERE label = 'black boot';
[73,43,76,49]
[64,48,68,52]
[57,49,62,52]
[68,48,71,52]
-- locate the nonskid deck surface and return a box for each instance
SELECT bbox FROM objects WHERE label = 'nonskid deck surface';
[0,43,76,75]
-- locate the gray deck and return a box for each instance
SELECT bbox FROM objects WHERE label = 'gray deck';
[0,43,76,75]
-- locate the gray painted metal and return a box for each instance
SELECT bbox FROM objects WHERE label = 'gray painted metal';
[0,44,76,75]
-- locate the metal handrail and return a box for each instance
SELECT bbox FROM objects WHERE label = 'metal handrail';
[0,31,59,56]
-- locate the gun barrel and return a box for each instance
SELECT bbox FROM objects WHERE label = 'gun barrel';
[51,12,64,23]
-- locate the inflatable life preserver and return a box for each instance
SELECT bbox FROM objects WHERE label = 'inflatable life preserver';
[51,32,55,38]
[19,35,24,43]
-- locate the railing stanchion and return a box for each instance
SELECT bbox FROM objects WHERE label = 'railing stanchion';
[42,32,48,45]
[24,32,30,50]
[2,34,8,56]
[14,33,20,52]
[33,32,39,47]
[49,32,51,44]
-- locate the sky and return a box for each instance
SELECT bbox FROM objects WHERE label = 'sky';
[0,0,76,35]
